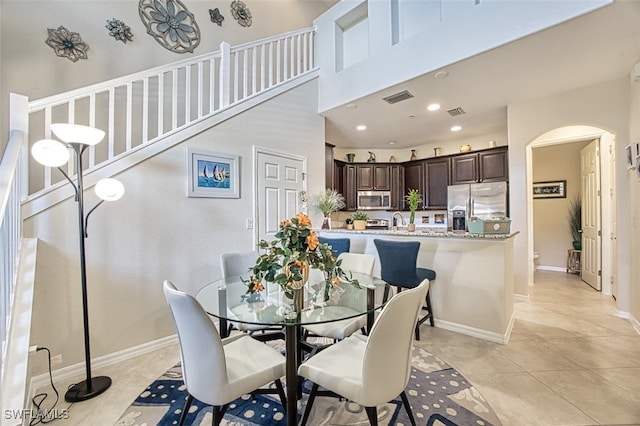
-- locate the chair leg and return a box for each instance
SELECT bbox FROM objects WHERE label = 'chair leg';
[400,391,417,426]
[274,379,287,415]
[364,406,378,426]
[178,394,193,426]
[300,382,319,426]
[426,290,434,327]
[415,323,420,341]
[212,405,222,426]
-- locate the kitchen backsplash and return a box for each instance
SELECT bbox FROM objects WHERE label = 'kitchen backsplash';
[331,210,448,230]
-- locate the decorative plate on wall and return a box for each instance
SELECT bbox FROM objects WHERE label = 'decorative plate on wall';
[209,8,224,26]
[138,0,200,53]
[45,26,89,62]
[231,0,252,27]
[106,18,134,43]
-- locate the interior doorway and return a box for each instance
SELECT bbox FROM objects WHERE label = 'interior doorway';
[528,126,616,297]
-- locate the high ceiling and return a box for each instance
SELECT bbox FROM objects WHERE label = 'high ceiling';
[322,1,640,150]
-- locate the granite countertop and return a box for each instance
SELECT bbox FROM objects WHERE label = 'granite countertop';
[319,228,519,240]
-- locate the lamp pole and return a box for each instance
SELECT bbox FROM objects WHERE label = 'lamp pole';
[65,143,112,402]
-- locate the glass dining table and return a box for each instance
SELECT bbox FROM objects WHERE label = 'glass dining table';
[195,270,387,426]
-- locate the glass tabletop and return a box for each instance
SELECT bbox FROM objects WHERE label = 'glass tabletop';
[195,271,387,327]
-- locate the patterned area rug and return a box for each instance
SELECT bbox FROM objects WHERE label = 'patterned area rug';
[115,344,501,426]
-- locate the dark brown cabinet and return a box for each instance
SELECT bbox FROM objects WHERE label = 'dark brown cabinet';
[450,147,508,185]
[389,164,403,210]
[356,164,391,191]
[424,158,449,209]
[343,164,357,211]
[402,161,425,210]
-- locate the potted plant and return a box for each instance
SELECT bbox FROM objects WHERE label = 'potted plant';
[567,196,582,250]
[345,217,353,230]
[405,188,423,232]
[312,189,345,229]
[351,211,368,230]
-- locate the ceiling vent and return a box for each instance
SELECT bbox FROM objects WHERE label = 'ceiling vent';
[383,90,414,105]
[447,107,466,116]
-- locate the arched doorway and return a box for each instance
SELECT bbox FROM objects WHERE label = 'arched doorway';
[526,125,616,296]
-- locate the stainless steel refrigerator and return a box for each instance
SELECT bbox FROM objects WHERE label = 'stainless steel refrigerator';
[447,182,508,231]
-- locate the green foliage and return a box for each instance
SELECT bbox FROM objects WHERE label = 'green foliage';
[313,189,345,216]
[567,196,582,242]
[405,188,423,224]
[351,211,369,221]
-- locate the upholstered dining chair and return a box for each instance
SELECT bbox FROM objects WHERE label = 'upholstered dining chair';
[374,239,436,340]
[302,253,375,347]
[221,251,284,341]
[318,236,351,257]
[298,279,430,426]
[163,280,287,426]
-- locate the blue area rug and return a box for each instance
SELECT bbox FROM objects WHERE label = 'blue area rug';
[115,345,501,425]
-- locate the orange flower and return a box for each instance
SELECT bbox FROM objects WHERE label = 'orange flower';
[307,231,319,250]
[331,276,340,286]
[296,212,312,227]
[252,281,264,292]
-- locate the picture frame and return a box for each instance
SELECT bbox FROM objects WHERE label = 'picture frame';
[187,148,239,198]
[532,180,566,199]
[626,145,634,169]
[636,154,640,181]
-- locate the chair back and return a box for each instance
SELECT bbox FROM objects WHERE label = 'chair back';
[221,251,259,277]
[374,239,421,287]
[163,280,230,404]
[361,279,429,403]
[318,236,351,257]
[337,252,375,275]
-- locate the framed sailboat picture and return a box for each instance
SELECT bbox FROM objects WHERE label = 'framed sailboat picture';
[187,148,239,198]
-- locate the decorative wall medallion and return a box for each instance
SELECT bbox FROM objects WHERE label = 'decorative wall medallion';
[45,26,89,62]
[106,18,134,43]
[138,0,200,53]
[230,1,252,27]
[209,8,224,26]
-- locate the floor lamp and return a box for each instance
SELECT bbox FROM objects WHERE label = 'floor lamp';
[31,123,125,402]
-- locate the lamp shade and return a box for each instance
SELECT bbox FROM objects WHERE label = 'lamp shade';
[95,178,125,201]
[51,123,105,146]
[31,139,70,167]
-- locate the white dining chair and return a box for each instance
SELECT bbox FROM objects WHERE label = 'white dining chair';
[221,251,285,341]
[163,280,287,426]
[298,278,430,426]
[302,253,375,345]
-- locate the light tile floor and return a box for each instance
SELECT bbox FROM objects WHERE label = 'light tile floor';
[34,270,640,425]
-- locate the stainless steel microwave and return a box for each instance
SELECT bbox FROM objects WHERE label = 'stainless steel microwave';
[357,191,391,210]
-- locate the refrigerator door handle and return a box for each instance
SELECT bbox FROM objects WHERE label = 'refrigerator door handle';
[470,197,475,217]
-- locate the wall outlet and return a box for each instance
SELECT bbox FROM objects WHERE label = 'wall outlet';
[51,353,62,366]
[245,218,253,230]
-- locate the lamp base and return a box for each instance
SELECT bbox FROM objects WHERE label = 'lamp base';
[64,376,112,402]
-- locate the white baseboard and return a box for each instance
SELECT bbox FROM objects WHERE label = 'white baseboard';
[536,265,567,272]
[514,293,530,302]
[435,315,512,345]
[629,314,640,335]
[28,334,178,399]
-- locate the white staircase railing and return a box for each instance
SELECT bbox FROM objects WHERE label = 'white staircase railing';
[19,27,316,200]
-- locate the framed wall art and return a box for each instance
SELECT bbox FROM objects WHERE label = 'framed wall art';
[626,145,634,169]
[187,148,239,198]
[532,180,566,199]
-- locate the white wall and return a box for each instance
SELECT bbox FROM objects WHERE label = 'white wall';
[629,68,640,329]
[24,80,325,368]
[508,78,631,310]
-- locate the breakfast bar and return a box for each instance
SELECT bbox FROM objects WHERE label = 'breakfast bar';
[319,229,518,344]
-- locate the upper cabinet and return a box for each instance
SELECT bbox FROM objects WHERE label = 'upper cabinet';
[424,158,449,209]
[356,164,391,191]
[450,147,508,185]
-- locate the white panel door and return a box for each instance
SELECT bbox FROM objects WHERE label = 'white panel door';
[581,139,601,290]
[256,150,306,244]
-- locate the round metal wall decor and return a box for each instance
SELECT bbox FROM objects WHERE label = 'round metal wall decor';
[106,18,134,43]
[230,1,252,27]
[45,26,89,62]
[138,0,201,53]
[209,8,224,26]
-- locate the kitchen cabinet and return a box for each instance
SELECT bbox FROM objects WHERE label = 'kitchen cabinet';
[343,163,357,210]
[450,147,508,185]
[356,164,391,191]
[325,143,335,189]
[424,158,449,209]
[402,161,425,210]
[389,164,403,210]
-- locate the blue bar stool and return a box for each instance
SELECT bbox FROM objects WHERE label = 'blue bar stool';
[318,236,351,257]
[374,239,436,340]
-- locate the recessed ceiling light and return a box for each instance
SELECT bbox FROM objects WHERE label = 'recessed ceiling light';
[388,141,396,145]
[434,70,449,79]
[427,103,441,112]
[356,125,367,131]
[450,125,462,132]
[347,103,358,109]
[409,115,416,119]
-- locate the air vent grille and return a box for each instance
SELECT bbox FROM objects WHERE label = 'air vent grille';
[383,90,414,104]
[447,107,466,116]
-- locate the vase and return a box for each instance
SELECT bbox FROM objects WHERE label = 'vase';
[283,261,309,290]
[353,220,366,230]
[321,216,331,229]
[292,288,304,314]
[407,223,416,232]
[410,149,417,161]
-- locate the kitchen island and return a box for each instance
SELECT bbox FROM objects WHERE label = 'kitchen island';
[319,229,518,343]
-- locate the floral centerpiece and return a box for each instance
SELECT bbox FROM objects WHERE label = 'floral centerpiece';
[243,213,359,302]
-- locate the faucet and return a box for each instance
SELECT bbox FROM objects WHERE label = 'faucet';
[392,211,406,230]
